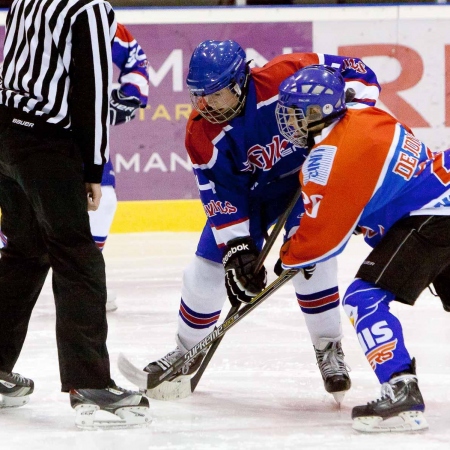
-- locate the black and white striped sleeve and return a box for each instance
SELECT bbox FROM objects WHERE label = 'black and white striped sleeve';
[70,2,117,183]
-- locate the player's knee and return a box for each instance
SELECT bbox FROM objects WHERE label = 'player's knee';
[183,256,224,293]
[292,257,338,294]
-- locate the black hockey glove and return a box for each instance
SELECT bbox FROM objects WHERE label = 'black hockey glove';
[223,236,267,307]
[109,89,140,126]
[274,258,316,280]
[345,87,356,103]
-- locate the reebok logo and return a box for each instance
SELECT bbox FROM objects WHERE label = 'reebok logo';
[12,118,34,128]
[222,243,249,265]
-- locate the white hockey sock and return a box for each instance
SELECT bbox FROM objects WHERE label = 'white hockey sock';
[177,256,226,350]
[88,185,117,251]
[292,257,342,346]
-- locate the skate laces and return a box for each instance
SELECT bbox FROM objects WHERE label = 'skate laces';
[155,346,205,376]
[8,372,28,385]
[155,348,183,371]
[379,382,396,402]
[316,343,350,378]
[372,374,418,404]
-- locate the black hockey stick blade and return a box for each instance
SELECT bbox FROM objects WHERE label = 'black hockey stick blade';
[118,269,299,391]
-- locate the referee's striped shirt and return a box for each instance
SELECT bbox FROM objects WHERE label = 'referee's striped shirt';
[0,0,117,183]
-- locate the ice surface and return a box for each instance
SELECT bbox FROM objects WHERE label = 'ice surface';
[1,232,449,449]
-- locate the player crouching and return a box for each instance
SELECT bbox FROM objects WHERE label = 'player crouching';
[274,65,440,432]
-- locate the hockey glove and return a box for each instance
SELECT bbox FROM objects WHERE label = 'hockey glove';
[274,258,315,280]
[345,87,356,103]
[109,89,140,126]
[276,238,316,280]
[223,236,267,307]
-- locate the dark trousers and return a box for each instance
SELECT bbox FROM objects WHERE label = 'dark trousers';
[0,123,111,391]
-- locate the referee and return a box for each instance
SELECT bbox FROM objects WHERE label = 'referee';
[0,0,149,427]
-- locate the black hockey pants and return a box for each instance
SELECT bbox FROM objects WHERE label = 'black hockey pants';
[0,123,111,392]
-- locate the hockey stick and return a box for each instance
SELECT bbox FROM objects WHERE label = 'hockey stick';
[118,190,301,392]
[118,268,299,391]
[189,188,302,393]
[189,306,238,393]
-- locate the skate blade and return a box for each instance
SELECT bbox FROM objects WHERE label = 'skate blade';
[352,411,429,433]
[0,394,30,409]
[331,391,346,406]
[74,404,151,430]
[145,377,192,401]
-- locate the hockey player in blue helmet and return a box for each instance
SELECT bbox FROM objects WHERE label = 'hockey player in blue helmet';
[186,40,249,124]
[272,64,450,432]
[276,65,348,148]
[137,40,382,405]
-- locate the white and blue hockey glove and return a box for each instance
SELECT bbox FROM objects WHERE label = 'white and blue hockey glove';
[223,236,267,307]
[109,89,140,126]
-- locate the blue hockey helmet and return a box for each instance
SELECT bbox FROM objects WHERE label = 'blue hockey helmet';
[186,40,249,124]
[275,65,347,147]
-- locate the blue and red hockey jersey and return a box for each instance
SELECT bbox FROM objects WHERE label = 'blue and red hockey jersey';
[185,53,381,248]
[102,24,149,187]
[113,23,149,107]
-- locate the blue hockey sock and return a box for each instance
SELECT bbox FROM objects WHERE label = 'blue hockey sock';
[343,279,412,383]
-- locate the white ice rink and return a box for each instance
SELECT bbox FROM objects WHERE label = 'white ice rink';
[1,232,450,450]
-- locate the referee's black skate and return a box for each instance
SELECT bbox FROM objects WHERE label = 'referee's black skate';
[143,343,206,401]
[70,382,151,430]
[0,370,34,408]
[314,337,351,404]
[352,360,428,433]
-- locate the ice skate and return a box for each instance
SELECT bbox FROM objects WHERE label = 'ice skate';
[106,289,118,312]
[143,343,206,401]
[314,337,351,404]
[0,370,34,408]
[70,382,151,430]
[352,362,428,433]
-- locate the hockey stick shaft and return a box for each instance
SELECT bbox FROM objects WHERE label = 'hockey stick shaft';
[190,188,302,392]
[189,304,239,392]
[254,188,302,273]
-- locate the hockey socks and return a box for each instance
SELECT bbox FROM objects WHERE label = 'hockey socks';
[343,279,412,383]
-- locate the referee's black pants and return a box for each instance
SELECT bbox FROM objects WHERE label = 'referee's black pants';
[0,123,111,392]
